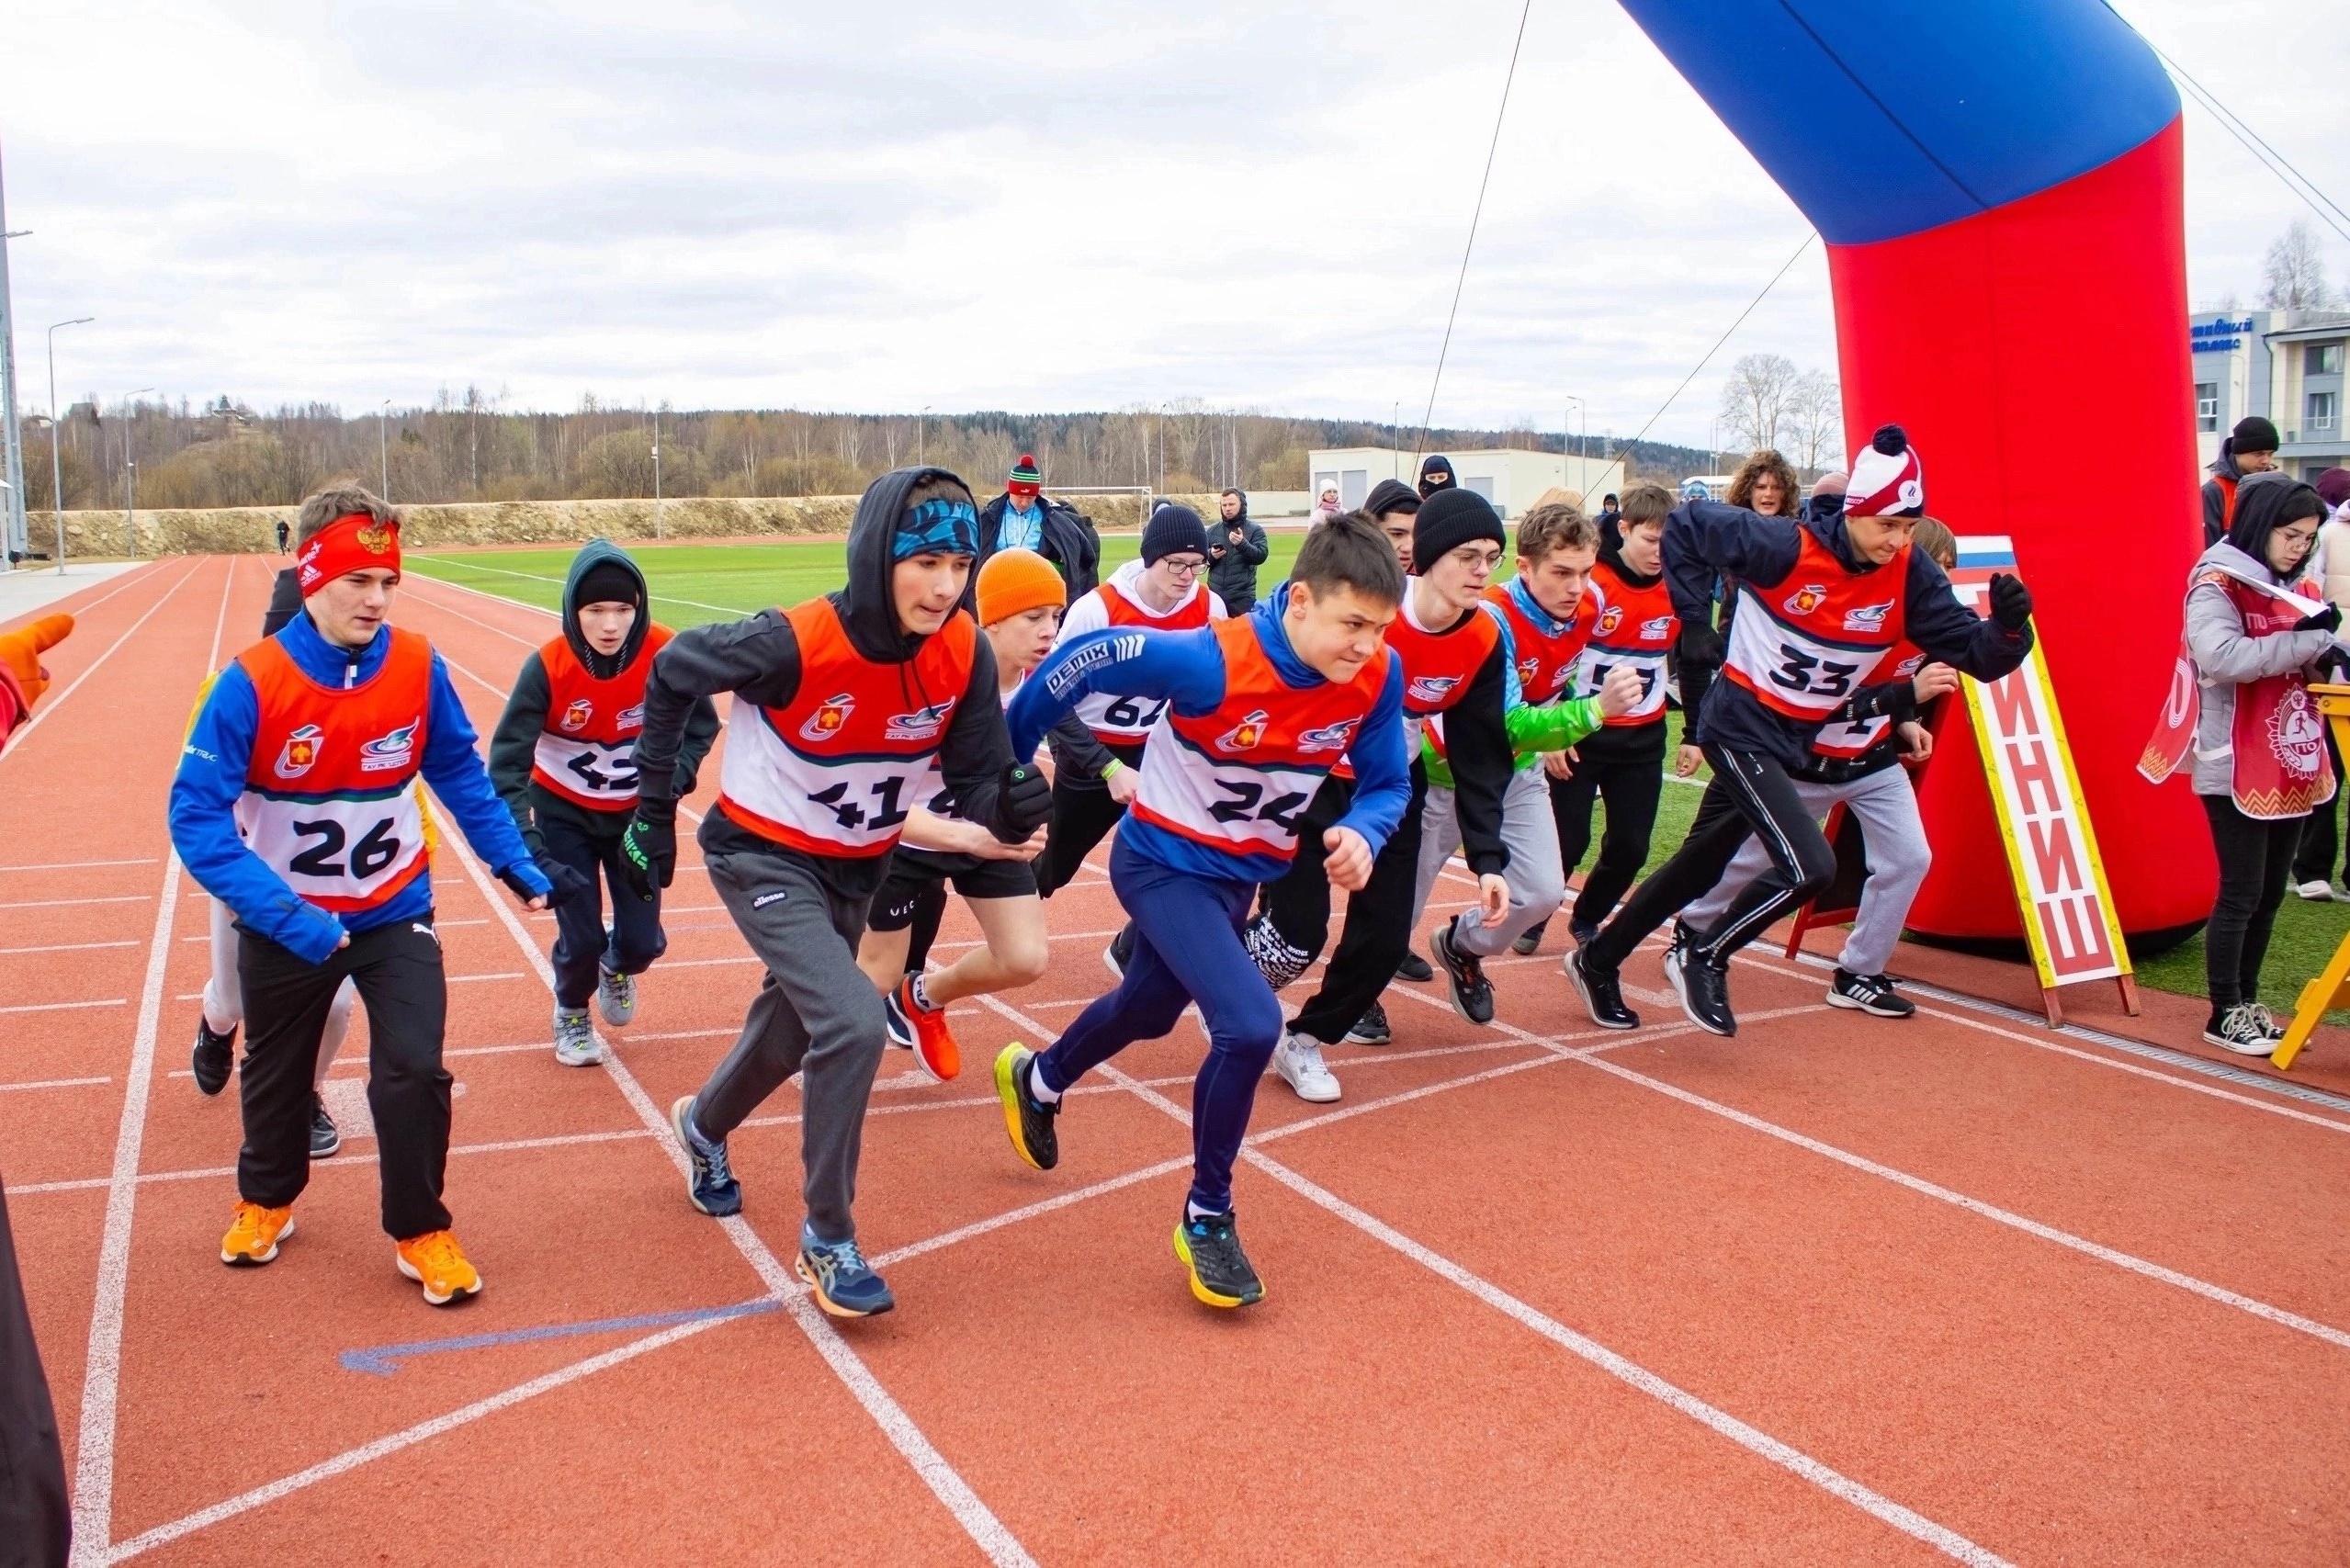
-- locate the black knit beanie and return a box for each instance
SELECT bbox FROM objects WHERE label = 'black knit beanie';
[1412,488,1505,569]
[574,559,642,612]
[1364,478,1421,519]
[1141,503,1210,564]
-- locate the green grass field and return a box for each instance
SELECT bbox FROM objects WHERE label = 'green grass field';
[409,538,2350,1021]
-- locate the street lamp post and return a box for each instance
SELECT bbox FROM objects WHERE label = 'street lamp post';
[651,406,664,540]
[0,135,31,568]
[918,406,931,467]
[379,400,390,502]
[119,388,153,558]
[45,317,92,575]
[1564,395,1586,495]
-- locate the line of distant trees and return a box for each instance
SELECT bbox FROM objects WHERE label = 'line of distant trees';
[17,387,1716,513]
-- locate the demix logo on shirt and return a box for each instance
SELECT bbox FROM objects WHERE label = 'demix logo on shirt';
[799,694,855,743]
[275,724,324,779]
[359,719,420,773]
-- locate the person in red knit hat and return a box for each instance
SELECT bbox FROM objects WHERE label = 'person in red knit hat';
[976,451,1100,598]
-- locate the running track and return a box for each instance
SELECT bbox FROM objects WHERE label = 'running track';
[6,556,2349,1563]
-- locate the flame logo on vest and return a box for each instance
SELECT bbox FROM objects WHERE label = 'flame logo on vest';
[1782,584,1829,616]
[885,698,957,742]
[799,694,855,743]
[617,703,645,731]
[2271,685,2328,779]
[559,698,593,733]
[1215,708,1271,751]
[1843,601,1894,634]
[275,724,323,779]
[1298,717,1359,753]
[358,718,420,773]
[1597,604,1624,637]
[1406,674,1461,705]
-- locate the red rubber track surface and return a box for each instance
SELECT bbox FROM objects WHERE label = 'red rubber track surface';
[8,558,2350,1564]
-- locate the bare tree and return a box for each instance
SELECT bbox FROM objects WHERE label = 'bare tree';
[1717,353,1802,453]
[1788,369,1843,472]
[2261,219,2337,312]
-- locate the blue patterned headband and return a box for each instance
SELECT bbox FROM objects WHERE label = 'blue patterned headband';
[897,496,979,560]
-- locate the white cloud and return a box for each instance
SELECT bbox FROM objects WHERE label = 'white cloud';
[3,0,2343,450]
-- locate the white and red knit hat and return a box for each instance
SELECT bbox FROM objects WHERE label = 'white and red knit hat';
[1846,424,1924,518]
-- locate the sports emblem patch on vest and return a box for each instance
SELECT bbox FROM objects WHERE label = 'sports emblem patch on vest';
[800,694,855,743]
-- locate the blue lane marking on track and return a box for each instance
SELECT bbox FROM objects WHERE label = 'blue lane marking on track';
[340,1296,781,1376]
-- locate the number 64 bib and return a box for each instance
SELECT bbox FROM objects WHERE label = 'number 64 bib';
[234,630,433,913]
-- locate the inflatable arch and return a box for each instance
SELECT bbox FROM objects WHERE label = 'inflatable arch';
[1615,0,2208,939]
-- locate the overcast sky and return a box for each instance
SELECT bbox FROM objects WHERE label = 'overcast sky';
[5,0,2345,450]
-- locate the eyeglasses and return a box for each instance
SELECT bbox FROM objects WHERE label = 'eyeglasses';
[1159,558,1205,577]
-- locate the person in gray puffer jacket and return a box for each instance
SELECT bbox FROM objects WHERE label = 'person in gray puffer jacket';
[2184,474,2341,1055]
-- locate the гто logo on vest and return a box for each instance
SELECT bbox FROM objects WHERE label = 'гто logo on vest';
[884,697,958,742]
[360,719,420,773]
[2270,686,2328,778]
[276,724,324,779]
[799,694,855,743]
[1842,601,1894,634]
[1216,709,1270,751]
[1782,584,1829,616]
[559,698,593,733]
[1298,717,1358,753]
[1407,674,1461,705]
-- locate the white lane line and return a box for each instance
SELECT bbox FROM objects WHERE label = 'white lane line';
[0,998,125,1014]
[0,896,151,910]
[968,991,2004,1565]
[0,859,159,874]
[435,814,1037,1568]
[68,853,184,1566]
[0,941,139,955]
[0,1075,110,1093]
[446,972,525,985]
[4,560,201,761]
[412,561,745,622]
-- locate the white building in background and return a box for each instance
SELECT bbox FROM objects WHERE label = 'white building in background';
[1307,447,1627,519]
[2189,308,2350,479]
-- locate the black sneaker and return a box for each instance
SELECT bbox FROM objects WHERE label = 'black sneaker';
[1343,1001,1391,1045]
[309,1094,340,1158]
[1103,923,1135,981]
[1567,949,1639,1030]
[1568,919,1599,949]
[2203,1003,2280,1057]
[191,1020,236,1097]
[1669,944,1737,1037]
[1394,949,1434,983]
[1429,922,1495,1025]
[1510,920,1545,957]
[1173,1209,1264,1307]
[994,1045,1060,1170]
[1827,968,1915,1019]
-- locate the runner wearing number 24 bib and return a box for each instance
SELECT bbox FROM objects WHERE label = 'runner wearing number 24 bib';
[170,491,556,1307]
[488,537,719,1067]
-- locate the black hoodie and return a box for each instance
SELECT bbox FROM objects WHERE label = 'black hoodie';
[633,467,1017,898]
[1206,496,1270,613]
[488,538,719,849]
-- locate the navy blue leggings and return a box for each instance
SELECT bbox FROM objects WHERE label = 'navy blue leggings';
[1034,833,1284,1214]
[540,810,670,1009]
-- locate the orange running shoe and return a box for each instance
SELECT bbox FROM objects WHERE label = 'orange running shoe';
[220,1201,295,1266]
[885,975,961,1082]
[394,1229,483,1306]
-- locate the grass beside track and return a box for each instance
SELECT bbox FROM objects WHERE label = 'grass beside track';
[410,538,2350,1019]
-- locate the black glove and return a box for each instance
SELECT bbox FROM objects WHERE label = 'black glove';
[994,761,1053,842]
[542,858,595,903]
[1678,623,1724,669]
[1989,572,2033,631]
[618,809,677,903]
[2296,601,2344,635]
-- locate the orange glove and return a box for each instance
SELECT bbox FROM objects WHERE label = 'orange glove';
[0,615,74,708]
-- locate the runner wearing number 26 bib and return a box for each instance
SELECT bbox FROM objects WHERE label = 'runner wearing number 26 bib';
[170,491,554,1306]
[488,538,720,1066]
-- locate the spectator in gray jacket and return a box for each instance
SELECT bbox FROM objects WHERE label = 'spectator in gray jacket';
[1206,489,1270,613]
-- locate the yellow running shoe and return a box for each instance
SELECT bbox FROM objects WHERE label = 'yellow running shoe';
[394,1229,483,1306]
[220,1201,294,1266]
[993,1044,1058,1171]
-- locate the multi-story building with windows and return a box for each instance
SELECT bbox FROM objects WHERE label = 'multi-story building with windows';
[2190,308,2350,479]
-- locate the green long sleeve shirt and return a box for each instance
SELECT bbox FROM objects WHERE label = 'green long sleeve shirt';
[1421,695,1606,789]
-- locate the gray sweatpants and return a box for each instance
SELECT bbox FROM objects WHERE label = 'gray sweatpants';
[694,845,889,1244]
[1678,763,1928,976]
[1410,763,1566,958]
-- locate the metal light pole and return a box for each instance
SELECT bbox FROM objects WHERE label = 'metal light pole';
[378,400,390,501]
[119,388,153,558]
[1564,395,1586,493]
[46,317,92,575]
[651,406,664,540]
[0,137,30,569]
[918,406,931,467]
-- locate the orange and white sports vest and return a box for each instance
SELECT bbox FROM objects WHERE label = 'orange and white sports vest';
[530,625,672,810]
[1074,580,1215,746]
[1384,591,1504,764]
[232,630,432,913]
[1721,533,1911,721]
[717,599,977,857]
[1574,562,1680,727]
[1129,617,1390,865]
[1810,637,1927,760]
[1483,580,1599,707]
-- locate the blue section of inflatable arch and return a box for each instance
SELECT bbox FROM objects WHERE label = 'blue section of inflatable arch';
[1614,0,2179,243]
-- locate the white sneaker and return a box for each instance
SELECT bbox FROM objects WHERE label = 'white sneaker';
[553,1007,604,1066]
[1272,1031,1341,1103]
[2295,880,2336,902]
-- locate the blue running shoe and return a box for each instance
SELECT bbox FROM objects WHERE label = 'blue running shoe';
[797,1226,895,1317]
[668,1095,742,1217]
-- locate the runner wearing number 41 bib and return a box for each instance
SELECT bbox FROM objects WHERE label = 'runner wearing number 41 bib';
[488,540,718,1066]
[170,490,555,1307]
[1571,426,2034,1041]
[1031,505,1226,901]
